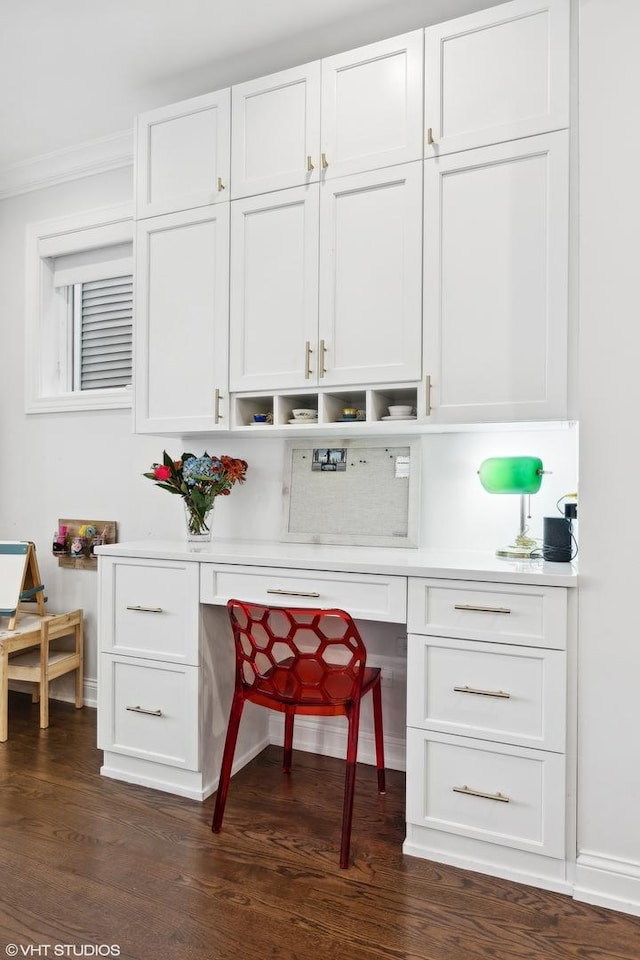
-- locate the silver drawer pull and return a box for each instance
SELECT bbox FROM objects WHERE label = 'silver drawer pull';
[266,588,321,598]
[126,705,163,717]
[126,605,163,614]
[453,784,510,803]
[453,685,511,700]
[454,603,511,615]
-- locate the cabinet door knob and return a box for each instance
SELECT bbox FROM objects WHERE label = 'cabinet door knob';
[319,339,327,377]
[307,155,315,172]
[217,176,225,191]
[214,388,224,424]
[453,684,511,700]
[321,152,329,169]
[453,784,510,803]
[426,127,435,146]
[304,340,313,379]
[126,705,163,717]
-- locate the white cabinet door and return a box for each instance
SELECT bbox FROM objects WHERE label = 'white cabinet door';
[231,63,321,199]
[229,185,319,392]
[424,0,570,157]
[321,31,424,180]
[135,205,230,434]
[423,131,569,423]
[319,162,423,387]
[136,89,231,219]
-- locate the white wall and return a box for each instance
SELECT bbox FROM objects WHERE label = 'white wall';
[575,0,640,914]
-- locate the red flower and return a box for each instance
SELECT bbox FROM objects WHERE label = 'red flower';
[153,465,171,481]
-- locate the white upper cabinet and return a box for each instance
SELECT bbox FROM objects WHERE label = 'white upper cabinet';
[230,163,423,392]
[134,204,230,434]
[230,32,424,199]
[424,0,570,157]
[318,162,423,387]
[229,185,320,392]
[423,131,569,423]
[231,63,321,199]
[321,31,424,180]
[135,89,231,219]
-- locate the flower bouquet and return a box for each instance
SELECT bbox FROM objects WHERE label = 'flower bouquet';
[144,451,248,540]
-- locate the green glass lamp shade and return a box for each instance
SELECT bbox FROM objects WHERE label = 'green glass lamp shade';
[478,457,543,495]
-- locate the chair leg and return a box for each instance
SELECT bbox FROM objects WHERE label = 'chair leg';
[372,677,386,795]
[340,701,362,869]
[283,710,294,773]
[39,620,50,730]
[212,692,245,833]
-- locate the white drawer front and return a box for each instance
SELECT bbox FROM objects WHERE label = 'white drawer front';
[98,655,199,770]
[200,564,407,623]
[102,558,200,663]
[406,729,565,858]
[407,579,566,649]
[407,635,566,751]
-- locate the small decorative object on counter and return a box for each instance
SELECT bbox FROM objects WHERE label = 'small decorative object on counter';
[70,535,84,557]
[52,524,68,555]
[144,451,248,543]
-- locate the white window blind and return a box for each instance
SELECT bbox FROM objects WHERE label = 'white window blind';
[73,275,133,391]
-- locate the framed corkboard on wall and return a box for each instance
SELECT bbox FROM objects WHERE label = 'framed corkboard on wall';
[281,439,421,548]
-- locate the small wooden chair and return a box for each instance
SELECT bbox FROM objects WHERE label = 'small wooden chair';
[0,543,83,739]
[5,610,84,735]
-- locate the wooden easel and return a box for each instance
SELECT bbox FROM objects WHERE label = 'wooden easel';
[0,542,46,630]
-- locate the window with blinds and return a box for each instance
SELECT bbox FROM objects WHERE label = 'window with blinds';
[72,275,133,391]
[27,206,133,413]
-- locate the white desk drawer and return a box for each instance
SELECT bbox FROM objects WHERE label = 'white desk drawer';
[406,729,565,858]
[98,654,199,770]
[407,579,566,649]
[200,564,407,623]
[407,634,566,751]
[101,558,200,663]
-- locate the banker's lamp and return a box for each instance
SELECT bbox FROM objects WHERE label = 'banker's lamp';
[478,456,544,559]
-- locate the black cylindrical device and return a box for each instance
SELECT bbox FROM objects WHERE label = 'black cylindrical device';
[542,517,572,562]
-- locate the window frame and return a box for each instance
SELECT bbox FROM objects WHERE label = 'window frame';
[25,203,133,414]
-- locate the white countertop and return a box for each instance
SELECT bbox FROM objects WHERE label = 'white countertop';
[95,539,577,587]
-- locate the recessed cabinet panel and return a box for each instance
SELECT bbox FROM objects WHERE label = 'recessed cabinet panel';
[424,0,570,156]
[99,655,199,770]
[103,558,201,664]
[321,31,424,180]
[407,579,567,649]
[135,206,229,433]
[407,634,566,751]
[406,729,565,858]
[229,186,319,392]
[319,163,423,386]
[136,89,231,218]
[231,63,321,198]
[423,132,569,422]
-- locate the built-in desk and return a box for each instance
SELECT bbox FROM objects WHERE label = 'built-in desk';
[96,539,577,893]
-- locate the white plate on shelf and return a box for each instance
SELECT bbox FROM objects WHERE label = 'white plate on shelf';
[381,414,417,421]
[288,418,318,424]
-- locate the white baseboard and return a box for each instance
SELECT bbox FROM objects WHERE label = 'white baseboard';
[574,852,640,918]
[268,714,406,772]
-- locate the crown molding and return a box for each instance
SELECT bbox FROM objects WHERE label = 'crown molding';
[0,130,133,200]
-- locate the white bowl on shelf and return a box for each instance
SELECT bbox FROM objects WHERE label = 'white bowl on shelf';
[388,405,413,417]
[292,408,317,420]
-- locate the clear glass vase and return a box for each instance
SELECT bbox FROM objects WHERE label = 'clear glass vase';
[184,500,214,543]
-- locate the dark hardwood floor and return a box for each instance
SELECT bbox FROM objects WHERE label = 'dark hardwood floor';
[0,693,639,960]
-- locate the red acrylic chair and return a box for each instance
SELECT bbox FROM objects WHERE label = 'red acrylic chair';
[212,599,386,868]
